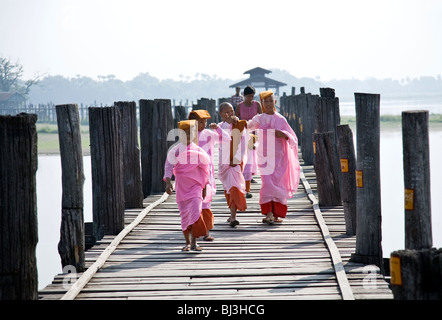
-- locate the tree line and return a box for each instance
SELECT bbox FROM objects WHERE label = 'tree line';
[2,56,441,105]
[28,70,442,106]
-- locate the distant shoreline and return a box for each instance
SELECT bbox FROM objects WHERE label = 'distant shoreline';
[341,114,442,132]
[36,115,442,155]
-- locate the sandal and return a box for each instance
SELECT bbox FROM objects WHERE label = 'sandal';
[203,235,214,241]
[262,216,274,225]
[191,244,203,251]
[274,218,283,223]
[181,244,191,252]
[229,219,240,227]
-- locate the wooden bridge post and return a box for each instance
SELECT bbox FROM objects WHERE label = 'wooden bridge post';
[139,99,153,197]
[280,92,287,119]
[316,87,340,144]
[390,248,442,299]
[313,131,341,206]
[402,110,432,250]
[312,88,341,206]
[290,95,299,138]
[297,92,306,150]
[351,93,383,272]
[301,93,319,165]
[319,87,335,98]
[114,101,143,209]
[337,124,357,235]
[89,106,125,240]
[56,104,85,272]
[139,99,174,197]
[0,113,38,300]
[194,98,219,123]
[174,105,188,127]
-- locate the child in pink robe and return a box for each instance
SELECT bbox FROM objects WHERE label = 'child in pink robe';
[164,120,211,251]
[188,109,231,240]
[247,91,301,224]
[214,102,248,227]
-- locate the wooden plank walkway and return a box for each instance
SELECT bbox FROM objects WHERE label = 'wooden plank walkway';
[39,152,393,300]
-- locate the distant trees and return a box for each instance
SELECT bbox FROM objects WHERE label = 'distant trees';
[26,68,442,105]
[28,72,234,105]
[0,57,40,96]
[270,68,442,101]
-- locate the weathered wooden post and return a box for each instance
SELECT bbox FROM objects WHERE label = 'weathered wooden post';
[402,110,432,250]
[313,131,341,206]
[56,104,85,272]
[139,99,174,196]
[312,88,341,206]
[316,87,340,144]
[297,93,305,150]
[139,99,153,197]
[301,93,319,165]
[174,105,188,128]
[292,95,298,135]
[351,93,383,272]
[280,92,287,119]
[89,106,125,240]
[337,124,357,235]
[319,87,335,98]
[114,101,143,209]
[194,98,219,123]
[390,248,442,299]
[391,108,438,299]
[0,113,38,300]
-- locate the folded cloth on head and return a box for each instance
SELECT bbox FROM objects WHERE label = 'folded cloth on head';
[188,109,211,119]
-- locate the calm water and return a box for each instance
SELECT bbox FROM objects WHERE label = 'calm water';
[36,156,93,290]
[36,130,442,290]
[340,98,442,115]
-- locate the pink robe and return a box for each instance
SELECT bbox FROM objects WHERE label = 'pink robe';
[217,121,248,195]
[239,101,259,180]
[198,127,231,209]
[244,134,258,181]
[247,112,300,205]
[163,142,210,232]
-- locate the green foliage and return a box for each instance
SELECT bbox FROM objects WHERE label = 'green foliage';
[0,56,40,96]
[429,114,442,123]
[37,125,58,134]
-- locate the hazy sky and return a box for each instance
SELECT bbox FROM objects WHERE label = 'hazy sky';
[2,0,442,82]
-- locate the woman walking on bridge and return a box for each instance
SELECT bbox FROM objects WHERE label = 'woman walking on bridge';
[246,91,300,224]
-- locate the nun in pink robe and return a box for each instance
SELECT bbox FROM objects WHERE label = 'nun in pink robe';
[163,121,211,240]
[217,120,248,196]
[188,109,232,240]
[247,91,300,223]
[192,113,231,211]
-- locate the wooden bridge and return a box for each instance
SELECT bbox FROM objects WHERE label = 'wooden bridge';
[38,152,393,300]
[2,93,437,301]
